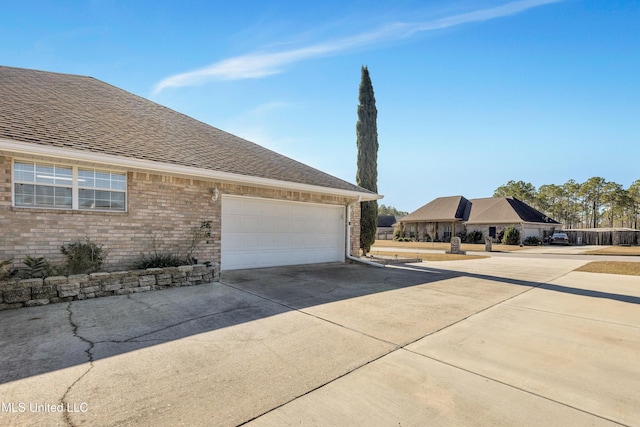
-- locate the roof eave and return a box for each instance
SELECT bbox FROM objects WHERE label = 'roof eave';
[465,220,560,225]
[401,218,463,222]
[0,138,381,201]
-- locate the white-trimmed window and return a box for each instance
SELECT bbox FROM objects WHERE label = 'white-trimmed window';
[78,169,126,211]
[13,160,126,212]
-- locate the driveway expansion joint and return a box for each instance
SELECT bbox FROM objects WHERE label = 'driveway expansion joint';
[230,266,595,426]
[401,348,630,427]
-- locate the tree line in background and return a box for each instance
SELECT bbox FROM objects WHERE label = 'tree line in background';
[377,204,409,217]
[493,178,640,229]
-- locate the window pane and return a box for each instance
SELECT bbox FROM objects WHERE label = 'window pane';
[15,183,34,206]
[54,165,73,185]
[35,185,55,206]
[14,162,35,182]
[111,173,126,190]
[79,169,126,191]
[95,190,111,208]
[78,189,125,211]
[111,192,125,210]
[78,169,95,187]
[54,187,72,208]
[79,189,95,209]
[35,164,55,184]
[94,171,111,189]
[95,171,110,181]
[95,179,110,189]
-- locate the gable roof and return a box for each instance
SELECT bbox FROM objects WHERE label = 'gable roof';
[467,197,559,224]
[0,66,377,199]
[402,195,559,225]
[401,196,470,222]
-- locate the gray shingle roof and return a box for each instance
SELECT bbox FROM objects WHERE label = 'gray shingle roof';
[0,66,373,195]
[377,215,397,227]
[402,195,559,225]
[467,197,559,224]
[401,196,469,222]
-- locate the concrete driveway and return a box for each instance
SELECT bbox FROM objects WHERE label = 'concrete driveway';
[0,255,638,426]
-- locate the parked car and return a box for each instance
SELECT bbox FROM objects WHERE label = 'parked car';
[549,232,570,245]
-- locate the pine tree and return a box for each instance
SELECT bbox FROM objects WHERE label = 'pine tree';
[356,66,378,254]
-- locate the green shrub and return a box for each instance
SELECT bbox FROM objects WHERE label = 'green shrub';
[467,230,483,243]
[17,255,54,278]
[61,238,105,274]
[523,236,542,246]
[501,227,521,245]
[393,223,405,241]
[133,253,187,269]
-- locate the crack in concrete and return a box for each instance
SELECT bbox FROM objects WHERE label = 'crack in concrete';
[56,301,257,425]
[60,302,94,427]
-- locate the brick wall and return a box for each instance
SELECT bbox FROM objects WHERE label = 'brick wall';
[349,201,361,256]
[1,155,360,271]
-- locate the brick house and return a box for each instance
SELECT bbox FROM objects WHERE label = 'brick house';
[399,195,560,243]
[0,66,379,274]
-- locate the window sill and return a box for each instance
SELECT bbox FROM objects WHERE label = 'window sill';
[11,206,128,215]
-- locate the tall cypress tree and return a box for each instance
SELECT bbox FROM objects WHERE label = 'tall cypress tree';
[356,66,378,254]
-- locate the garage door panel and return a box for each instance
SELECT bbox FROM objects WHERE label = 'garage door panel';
[222,196,345,270]
[274,218,289,233]
[290,219,304,234]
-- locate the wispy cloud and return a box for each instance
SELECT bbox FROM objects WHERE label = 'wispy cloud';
[153,0,561,94]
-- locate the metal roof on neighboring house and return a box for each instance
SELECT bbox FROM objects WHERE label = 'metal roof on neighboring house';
[0,65,375,197]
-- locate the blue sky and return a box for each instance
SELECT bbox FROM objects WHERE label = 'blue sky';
[2,0,639,212]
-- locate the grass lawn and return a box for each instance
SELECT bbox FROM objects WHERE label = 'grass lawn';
[373,240,526,252]
[584,246,640,256]
[368,250,488,262]
[575,261,640,276]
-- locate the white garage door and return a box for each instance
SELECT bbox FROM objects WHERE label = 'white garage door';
[221,195,346,270]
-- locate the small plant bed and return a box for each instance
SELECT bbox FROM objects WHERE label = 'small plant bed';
[369,250,488,262]
[574,261,640,276]
[0,264,215,311]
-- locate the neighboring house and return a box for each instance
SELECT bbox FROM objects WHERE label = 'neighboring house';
[376,215,397,240]
[400,196,559,243]
[0,66,380,273]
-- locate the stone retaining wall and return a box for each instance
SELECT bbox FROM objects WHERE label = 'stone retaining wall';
[0,264,215,311]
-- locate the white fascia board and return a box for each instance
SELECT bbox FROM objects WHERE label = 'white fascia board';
[0,138,382,201]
